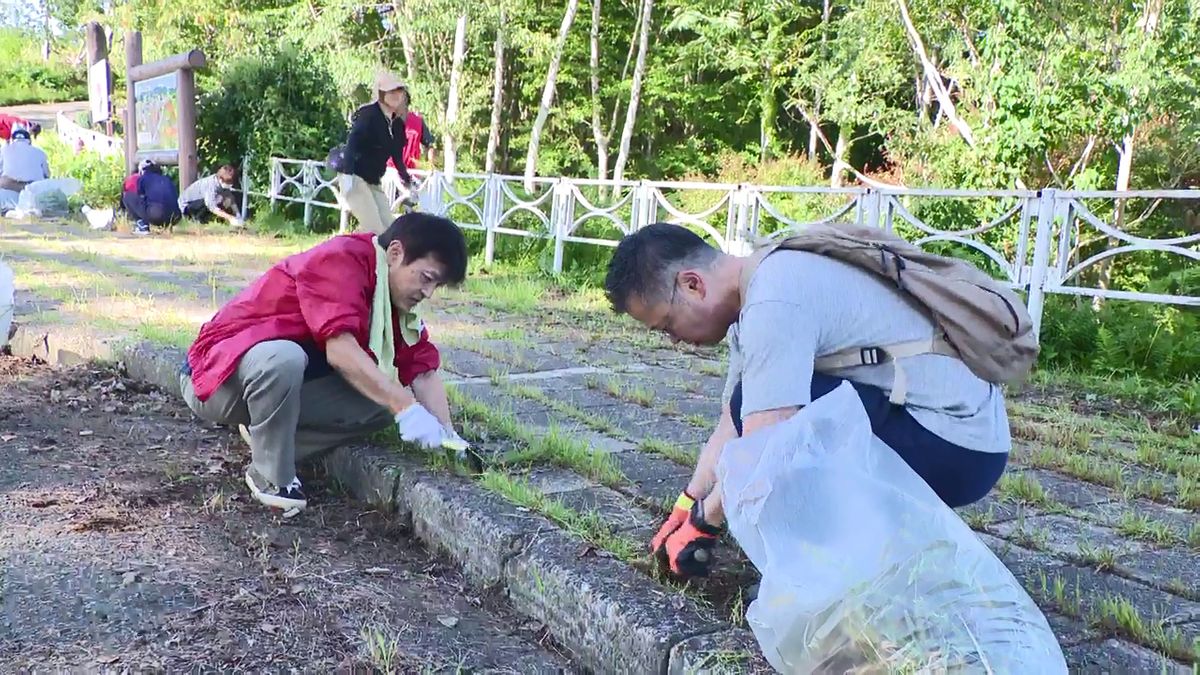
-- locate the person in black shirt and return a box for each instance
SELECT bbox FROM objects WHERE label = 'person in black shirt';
[337,71,417,234]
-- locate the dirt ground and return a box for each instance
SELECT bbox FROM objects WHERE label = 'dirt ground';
[0,355,575,673]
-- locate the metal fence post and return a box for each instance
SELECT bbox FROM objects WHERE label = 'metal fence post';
[269,158,279,211]
[551,179,573,274]
[302,161,314,228]
[727,186,754,255]
[240,156,251,220]
[1026,188,1057,336]
[484,174,499,265]
[860,189,882,228]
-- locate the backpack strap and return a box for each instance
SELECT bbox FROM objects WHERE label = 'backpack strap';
[737,242,962,406]
[814,335,961,405]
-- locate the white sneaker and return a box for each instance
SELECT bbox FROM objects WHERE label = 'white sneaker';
[238,424,252,446]
[244,470,307,512]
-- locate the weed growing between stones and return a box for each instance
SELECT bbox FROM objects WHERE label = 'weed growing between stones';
[447,385,627,487]
[963,506,995,531]
[1089,596,1199,663]
[1116,512,1181,547]
[996,473,1049,506]
[1075,543,1119,572]
[498,381,621,437]
[639,438,695,466]
[479,471,640,562]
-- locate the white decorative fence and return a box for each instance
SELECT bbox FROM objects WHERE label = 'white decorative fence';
[55,112,123,157]
[259,157,1200,335]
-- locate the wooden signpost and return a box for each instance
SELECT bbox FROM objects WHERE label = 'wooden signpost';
[123,31,206,190]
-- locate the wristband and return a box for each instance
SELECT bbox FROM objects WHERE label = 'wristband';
[674,492,696,512]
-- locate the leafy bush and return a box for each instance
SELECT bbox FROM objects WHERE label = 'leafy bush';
[39,132,126,209]
[197,43,348,190]
[0,30,87,106]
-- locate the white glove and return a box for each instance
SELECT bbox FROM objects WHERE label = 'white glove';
[395,403,445,450]
[441,426,469,451]
[338,173,354,193]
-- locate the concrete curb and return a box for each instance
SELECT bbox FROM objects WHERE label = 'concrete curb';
[7,323,763,674]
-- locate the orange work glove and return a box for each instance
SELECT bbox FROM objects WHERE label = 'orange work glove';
[664,501,722,578]
[650,491,696,553]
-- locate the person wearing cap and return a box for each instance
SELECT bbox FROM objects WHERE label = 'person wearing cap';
[0,115,41,143]
[0,128,50,192]
[178,164,243,228]
[336,71,417,234]
[122,159,181,235]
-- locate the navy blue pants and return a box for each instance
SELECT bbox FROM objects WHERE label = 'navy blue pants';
[729,374,1007,507]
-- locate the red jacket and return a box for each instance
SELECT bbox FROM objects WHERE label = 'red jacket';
[122,173,139,193]
[186,233,440,401]
[0,114,33,141]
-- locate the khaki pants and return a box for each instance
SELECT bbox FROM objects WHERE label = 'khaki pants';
[340,175,394,234]
[180,340,393,489]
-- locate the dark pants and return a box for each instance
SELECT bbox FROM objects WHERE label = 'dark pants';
[729,374,1007,508]
[182,190,238,223]
[122,192,181,226]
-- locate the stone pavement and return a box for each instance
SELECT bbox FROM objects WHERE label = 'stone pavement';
[2,218,1197,672]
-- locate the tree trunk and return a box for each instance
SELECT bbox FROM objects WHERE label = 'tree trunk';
[444,13,468,177]
[485,9,506,174]
[830,128,849,188]
[895,0,976,148]
[391,2,419,82]
[808,98,820,160]
[524,0,582,192]
[589,0,610,183]
[1095,0,1161,304]
[612,0,653,185]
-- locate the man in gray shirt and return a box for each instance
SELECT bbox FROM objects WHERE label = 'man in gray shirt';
[605,222,1010,577]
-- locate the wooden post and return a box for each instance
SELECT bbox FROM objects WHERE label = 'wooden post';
[123,31,142,175]
[177,68,198,191]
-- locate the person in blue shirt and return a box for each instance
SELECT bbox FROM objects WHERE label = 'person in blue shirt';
[122,159,181,235]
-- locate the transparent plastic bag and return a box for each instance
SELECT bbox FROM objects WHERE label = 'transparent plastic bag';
[716,382,1066,673]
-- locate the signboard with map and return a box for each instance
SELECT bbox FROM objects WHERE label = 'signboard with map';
[134,73,179,154]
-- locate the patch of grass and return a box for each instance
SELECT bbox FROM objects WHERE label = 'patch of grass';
[1115,512,1180,547]
[136,320,198,349]
[1188,523,1200,550]
[506,426,626,487]
[359,625,401,674]
[480,471,639,562]
[601,376,656,407]
[1089,595,1199,663]
[1060,454,1125,490]
[1011,525,1048,550]
[482,326,529,343]
[963,506,994,530]
[639,438,695,466]
[996,473,1049,506]
[1036,571,1084,618]
[697,361,725,377]
[1129,477,1169,503]
[697,649,749,673]
[1175,473,1199,510]
[683,413,712,430]
[1076,543,1119,572]
[499,381,622,437]
[462,275,545,314]
[728,588,747,628]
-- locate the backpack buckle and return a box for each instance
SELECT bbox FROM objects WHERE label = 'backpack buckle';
[859,347,886,365]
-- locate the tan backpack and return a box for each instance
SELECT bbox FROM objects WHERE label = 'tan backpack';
[739,221,1039,404]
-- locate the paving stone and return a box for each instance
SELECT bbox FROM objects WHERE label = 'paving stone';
[992,514,1148,559]
[505,527,723,674]
[613,451,693,507]
[440,347,497,378]
[1044,611,1099,647]
[528,467,593,495]
[975,533,1071,584]
[1024,468,1122,508]
[1064,638,1191,674]
[1042,564,1200,627]
[547,485,658,534]
[601,406,710,446]
[1074,498,1199,539]
[1118,547,1200,601]
[408,473,544,586]
[320,444,420,515]
[667,628,772,674]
